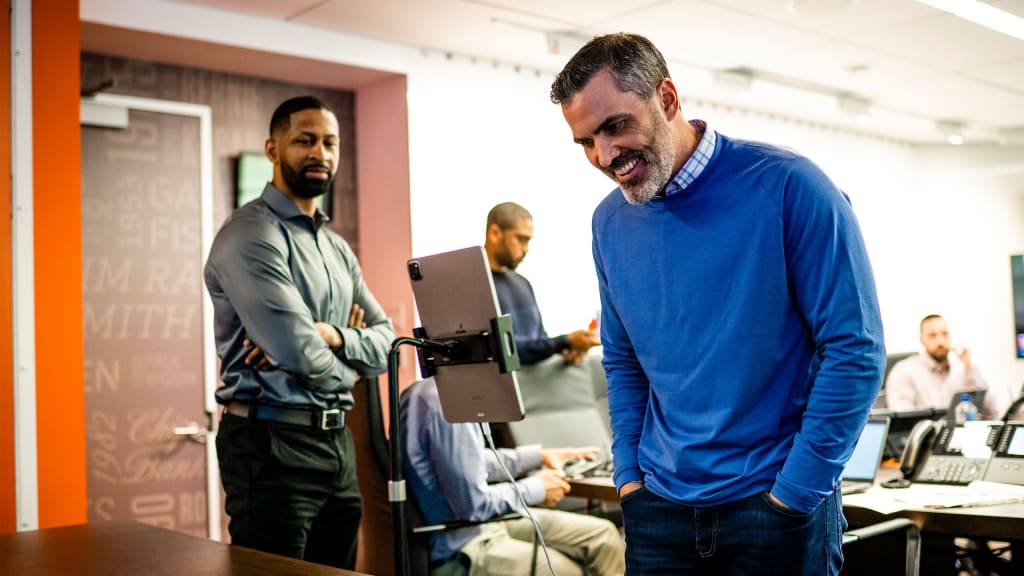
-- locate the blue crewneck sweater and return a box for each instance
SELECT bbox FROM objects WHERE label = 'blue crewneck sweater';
[593,133,885,512]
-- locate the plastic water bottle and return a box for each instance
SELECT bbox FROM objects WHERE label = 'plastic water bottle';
[954,393,978,425]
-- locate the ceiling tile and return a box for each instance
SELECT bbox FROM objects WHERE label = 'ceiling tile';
[968,59,1024,93]
[137,0,1024,143]
[168,0,324,20]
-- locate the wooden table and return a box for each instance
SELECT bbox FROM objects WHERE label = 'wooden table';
[568,475,617,502]
[0,522,369,576]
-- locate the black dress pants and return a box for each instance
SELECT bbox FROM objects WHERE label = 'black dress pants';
[216,413,362,570]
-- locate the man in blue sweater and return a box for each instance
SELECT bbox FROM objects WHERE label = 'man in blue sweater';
[485,202,600,365]
[550,34,885,575]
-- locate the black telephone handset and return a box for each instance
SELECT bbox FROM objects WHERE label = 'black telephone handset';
[899,418,989,485]
[900,419,943,479]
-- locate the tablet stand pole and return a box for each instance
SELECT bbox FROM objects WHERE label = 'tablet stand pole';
[387,316,519,576]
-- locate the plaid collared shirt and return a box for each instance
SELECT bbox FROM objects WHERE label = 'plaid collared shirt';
[664,119,715,197]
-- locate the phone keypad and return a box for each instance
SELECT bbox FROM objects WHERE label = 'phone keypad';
[918,457,988,485]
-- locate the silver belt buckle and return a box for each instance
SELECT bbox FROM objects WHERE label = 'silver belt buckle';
[320,408,342,430]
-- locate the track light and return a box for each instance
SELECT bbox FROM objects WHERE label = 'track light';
[937,120,965,145]
[837,94,871,124]
[713,68,754,100]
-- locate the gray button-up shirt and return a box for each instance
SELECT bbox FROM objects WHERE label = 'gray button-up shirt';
[204,183,394,409]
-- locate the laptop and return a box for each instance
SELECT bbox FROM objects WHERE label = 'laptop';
[946,389,986,419]
[840,418,891,495]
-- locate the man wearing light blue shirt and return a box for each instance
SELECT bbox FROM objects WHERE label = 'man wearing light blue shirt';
[401,377,624,575]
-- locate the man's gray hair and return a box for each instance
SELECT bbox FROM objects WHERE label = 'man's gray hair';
[550,33,670,105]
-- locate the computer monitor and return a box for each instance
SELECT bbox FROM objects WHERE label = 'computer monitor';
[946,389,986,420]
[870,407,946,461]
[1012,254,1024,358]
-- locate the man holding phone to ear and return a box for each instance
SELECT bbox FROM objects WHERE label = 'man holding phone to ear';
[887,314,1003,419]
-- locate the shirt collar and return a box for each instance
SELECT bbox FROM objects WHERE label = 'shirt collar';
[919,352,949,374]
[664,119,715,197]
[260,183,330,229]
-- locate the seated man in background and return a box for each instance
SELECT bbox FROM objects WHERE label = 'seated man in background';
[401,377,625,576]
[886,314,1003,419]
[485,202,600,365]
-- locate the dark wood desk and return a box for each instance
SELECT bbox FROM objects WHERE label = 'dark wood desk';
[569,475,617,502]
[0,522,369,576]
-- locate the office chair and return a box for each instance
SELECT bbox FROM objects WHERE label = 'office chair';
[349,376,397,575]
[351,376,525,576]
[842,518,921,576]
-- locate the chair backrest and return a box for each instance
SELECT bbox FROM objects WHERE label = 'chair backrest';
[875,352,916,409]
[349,376,398,576]
[351,375,450,576]
[884,352,916,387]
[504,353,612,452]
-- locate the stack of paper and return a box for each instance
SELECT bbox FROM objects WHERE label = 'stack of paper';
[843,480,1024,513]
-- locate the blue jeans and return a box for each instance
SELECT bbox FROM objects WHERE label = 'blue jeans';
[620,486,846,575]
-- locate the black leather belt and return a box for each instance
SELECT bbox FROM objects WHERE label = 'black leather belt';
[225,401,345,430]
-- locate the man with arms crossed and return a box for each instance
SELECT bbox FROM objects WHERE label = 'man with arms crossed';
[551,34,885,575]
[204,96,394,569]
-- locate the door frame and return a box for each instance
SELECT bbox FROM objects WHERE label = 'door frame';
[80,93,220,540]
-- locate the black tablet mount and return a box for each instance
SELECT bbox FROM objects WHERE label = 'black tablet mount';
[412,315,520,377]
[387,314,519,576]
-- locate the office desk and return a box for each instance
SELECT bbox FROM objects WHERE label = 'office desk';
[0,522,368,576]
[567,475,923,575]
[569,476,617,502]
[844,467,1024,542]
[569,471,1024,542]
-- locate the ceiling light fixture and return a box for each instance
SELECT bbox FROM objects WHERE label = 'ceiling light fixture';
[837,93,871,124]
[938,120,965,145]
[713,68,754,100]
[543,30,591,55]
[997,126,1024,146]
[914,0,1024,41]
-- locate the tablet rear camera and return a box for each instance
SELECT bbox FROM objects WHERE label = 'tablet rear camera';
[408,261,423,281]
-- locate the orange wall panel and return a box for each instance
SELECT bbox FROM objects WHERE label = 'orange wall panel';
[32,0,86,528]
[0,0,14,534]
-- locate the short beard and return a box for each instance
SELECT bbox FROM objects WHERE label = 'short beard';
[282,162,334,200]
[612,106,675,206]
[496,250,520,270]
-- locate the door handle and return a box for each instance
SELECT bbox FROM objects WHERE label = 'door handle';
[173,423,203,436]
[173,421,210,443]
